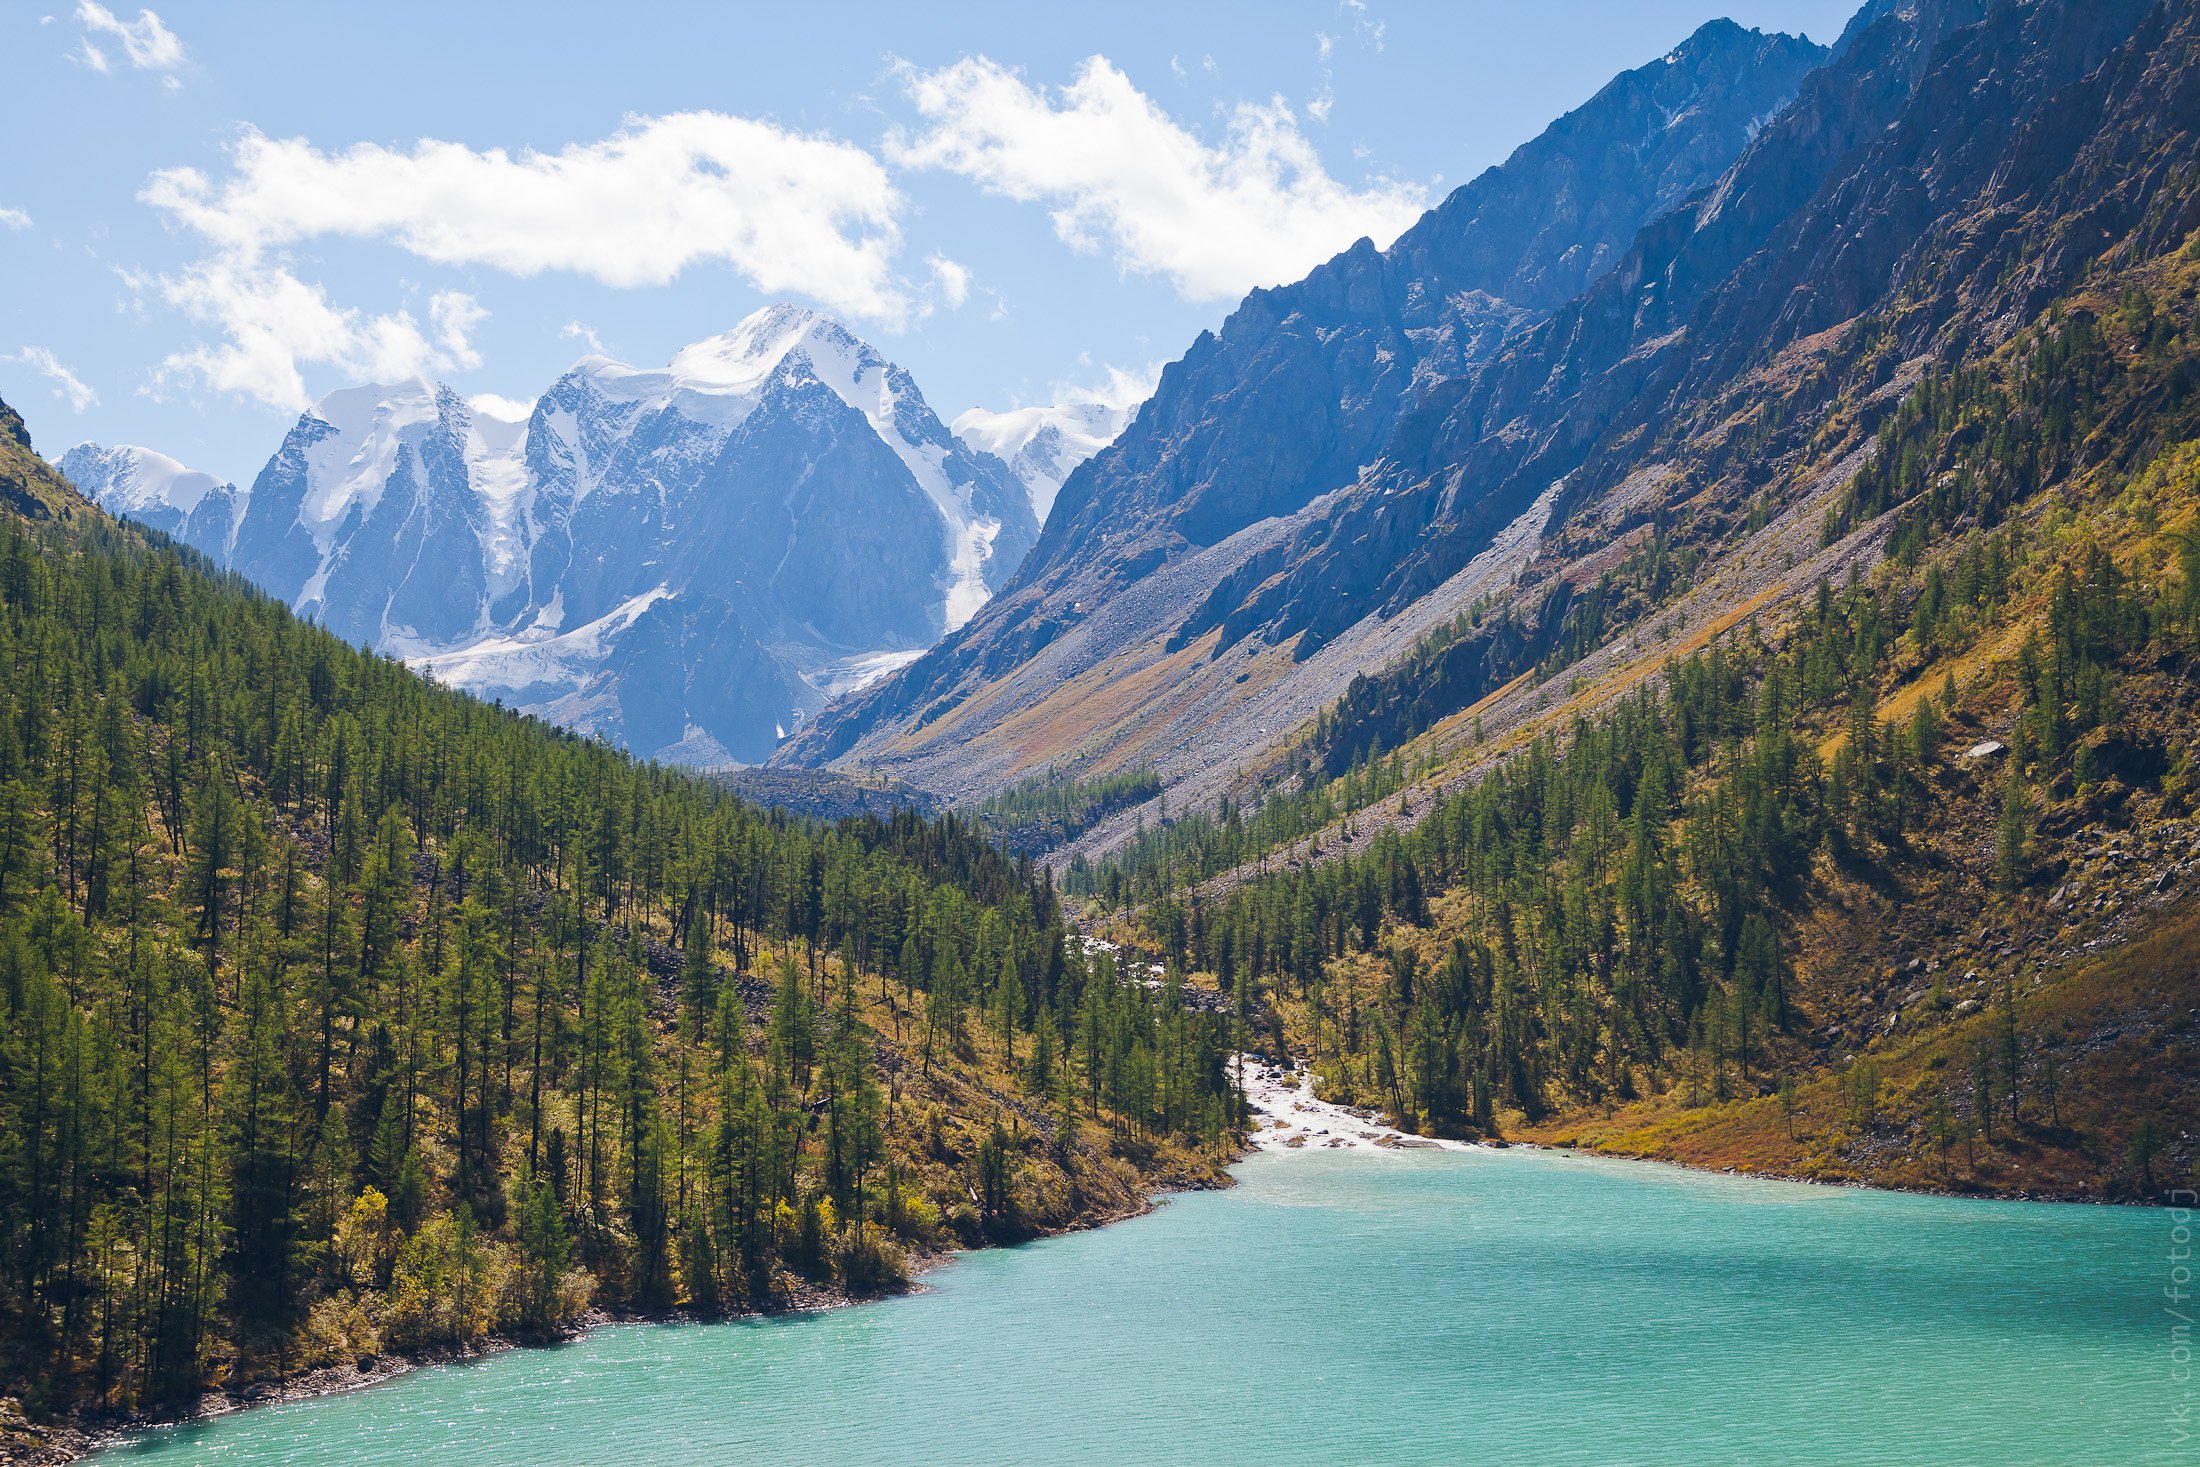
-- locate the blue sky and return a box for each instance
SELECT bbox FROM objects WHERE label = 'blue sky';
[0,0,1862,488]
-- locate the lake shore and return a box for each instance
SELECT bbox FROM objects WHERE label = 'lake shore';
[12,1276,902,1466]
[21,1148,1207,1465]
[25,1055,2157,1464]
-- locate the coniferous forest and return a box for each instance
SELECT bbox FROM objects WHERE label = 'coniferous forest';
[6,1,2200,1453]
[0,403,1239,1417]
[1099,253,2200,1183]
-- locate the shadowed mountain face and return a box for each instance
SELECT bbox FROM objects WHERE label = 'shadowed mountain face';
[67,306,1037,766]
[782,0,2197,822]
[1169,0,2171,659]
[779,19,1831,775]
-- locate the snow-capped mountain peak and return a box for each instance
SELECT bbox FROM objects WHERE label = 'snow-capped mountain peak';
[61,441,226,516]
[954,394,1144,525]
[58,441,248,555]
[666,303,855,390]
[109,303,1040,768]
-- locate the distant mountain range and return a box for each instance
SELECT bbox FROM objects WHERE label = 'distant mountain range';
[63,306,1134,764]
[953,397,1140,526]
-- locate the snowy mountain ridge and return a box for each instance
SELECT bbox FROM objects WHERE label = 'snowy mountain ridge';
[953,394,1142,525]
[64,305,1038,765]
[57,441,249,557]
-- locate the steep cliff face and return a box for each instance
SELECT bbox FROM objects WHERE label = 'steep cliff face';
[780,19,1831,777]
[1034,19,1829,587]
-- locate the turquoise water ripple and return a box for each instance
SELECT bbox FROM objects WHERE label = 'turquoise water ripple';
[101,1147,2184,1465]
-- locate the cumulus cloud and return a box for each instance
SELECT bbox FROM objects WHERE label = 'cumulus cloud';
[145,114,908,312]
[144,254,485,410]
[0,208,30,231]
[1061,360,1160,414]
[75,3,185,84]
[5,346,99,412]
[890,56,1426,302]
[925,252,972,309]
[139,111,916,407]
[560,320,607,354]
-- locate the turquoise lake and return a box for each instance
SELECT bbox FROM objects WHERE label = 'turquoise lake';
[99,1147,2181,1465]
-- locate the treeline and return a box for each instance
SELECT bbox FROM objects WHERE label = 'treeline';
[1062,748,1425,911]
[1074,462,1794,913]
[1831,292,2185,545]
[1307,522,1710,781]
[1136,275,2200,1137]
[975,766,1161,856]
[0,446,1239,1418]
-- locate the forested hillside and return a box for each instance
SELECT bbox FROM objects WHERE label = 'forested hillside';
[0,398,1237,1425]
[1063,0,2200,1202]
[1090,183,2200,1205]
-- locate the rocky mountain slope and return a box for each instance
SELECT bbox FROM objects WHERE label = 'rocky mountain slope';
[778,17,1833,794]
[71,306,1035,766]
[1054,0,2200,1200]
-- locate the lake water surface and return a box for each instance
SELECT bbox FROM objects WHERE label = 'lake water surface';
[99,1147,2179,1465]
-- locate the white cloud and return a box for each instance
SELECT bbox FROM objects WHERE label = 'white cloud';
[5,346,99,412]
[891,56,1427,302]
[73,38,111,73]
[145,254,485,410]
[138,111,918,408]
[560,319,607,354]
[0,208,30,231]
[926,252,972,309]
[1062,360,1160,413]
[75,3,185,83]
[1308,87,1335,125]
[468,391,534,420]
[427,291,486,371]
[145,114,909,315]
[1341,0,1385,51]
